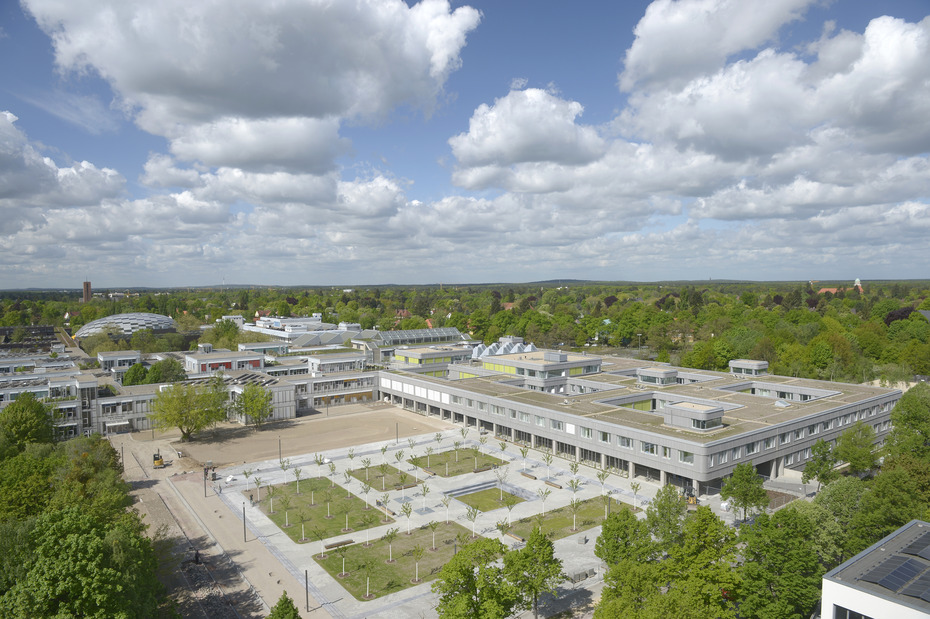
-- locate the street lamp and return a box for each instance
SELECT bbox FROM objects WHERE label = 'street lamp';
[636,333,642,350]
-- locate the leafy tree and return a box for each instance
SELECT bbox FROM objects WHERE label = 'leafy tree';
[849,463,930,555]
[784,500,844,570]
[267,591,300,619]
[505,526,565,619]
[121,363,148,386]
[144,358,186,384]
[432,537,516,619]
[0,393,56,451]
[645,484,686,551]
[148,382,227,441]
[595,508,654,566]
[0,506,162,618]
[234,383,274,428]
[665,506,740,618]
[739,509,824,619]
[884,383,930,463]
[836,421,878,475]
[802,439,839,490]
[721,462,768,522]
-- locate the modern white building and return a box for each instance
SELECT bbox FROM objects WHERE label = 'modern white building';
[822,520,930,619]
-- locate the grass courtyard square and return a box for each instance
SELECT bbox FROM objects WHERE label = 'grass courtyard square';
[509,496,631,542]
[313,521,472,600]
[409,447,505,477]
[455,487,525,512]
[257,477,393,542]
[346,462,425,491]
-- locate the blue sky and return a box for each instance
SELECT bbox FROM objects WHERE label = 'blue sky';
[1,0,928,288]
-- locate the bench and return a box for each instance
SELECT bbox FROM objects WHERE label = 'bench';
[545,481,562,489]
[473,465,493,473]
[375,500,396,516]
[394,482,418,491]
[520,472,537,480]
[422,468,436,477]
[324,539,353,550]
[506,532,525,543]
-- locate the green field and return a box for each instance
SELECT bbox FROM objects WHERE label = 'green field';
[346,462,423,492]
[455,487,525,512]
[510,496,632,542]
[410,447,505,477]
[313,521,472,600]
[257,477,393,543]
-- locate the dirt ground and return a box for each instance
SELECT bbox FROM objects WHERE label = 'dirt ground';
[167,402,453,468]
[112,402,456,618]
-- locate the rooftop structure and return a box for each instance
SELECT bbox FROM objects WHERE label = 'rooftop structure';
[75,313,177,338]
[823,520,930,619]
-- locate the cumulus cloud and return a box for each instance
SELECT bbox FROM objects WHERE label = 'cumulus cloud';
[619,0,815,92]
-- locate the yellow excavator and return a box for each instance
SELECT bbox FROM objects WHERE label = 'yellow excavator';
[153,451,164,469]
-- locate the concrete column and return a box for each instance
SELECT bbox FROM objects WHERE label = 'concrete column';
[692,478,700,495]
[600,452,607,469]
[660,470,667,485]
[628,460,635,479]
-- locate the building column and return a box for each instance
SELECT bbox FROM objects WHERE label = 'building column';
[660,470,667,486]
[628,460,635,479]
[600,452,607,469]
[692,478,700,495]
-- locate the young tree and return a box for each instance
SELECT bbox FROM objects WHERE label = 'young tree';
[542,451,553,479]
[361,512,378,547]
[233,383,273,428]
[721,462,768,522]
[432,538,516,619]
[536,487,552,516]
[569,461,579,478]
[411,544,425,583]
[148,382,227,442]
[568,497,582,532]
[503,493,519,524]
[267,591,300,619]
[465,505,480,538]
[425,446,434,468]
[505,526,566,619]
[401,502,413,535]
[802,439,839,491]
[453,440,462,462]
[441,494,452,524]
[630,481,641,508]
[427,520,440,550]
[520,446,529,471]
[382,527,399,563]
[494,466,509,501]
[836,421,878,475]
[361,456,372,481]
[292,467,302,494]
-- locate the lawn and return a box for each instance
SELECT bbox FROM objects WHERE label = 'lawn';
[257,477,393,543]
[346,462,424,492]
[409,447,505,477]
[456,488,525,513]
[313,521,473,600]
[509,495,632,542]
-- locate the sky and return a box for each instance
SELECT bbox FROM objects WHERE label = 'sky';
[1,0,929,289]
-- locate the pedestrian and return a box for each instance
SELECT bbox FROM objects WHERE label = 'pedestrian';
[249,493,254,505]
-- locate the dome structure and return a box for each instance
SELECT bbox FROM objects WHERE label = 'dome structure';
[75,312,178,338]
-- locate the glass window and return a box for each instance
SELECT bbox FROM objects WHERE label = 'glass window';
[535,416,545,427]
[599,431,611,443]
[618,436,633,449]
[580,427,593,439]
[662,446,671,459]
[641,442,658,455]
[764,437,775,449]
[680,451,694,465]
[550,419,563,431]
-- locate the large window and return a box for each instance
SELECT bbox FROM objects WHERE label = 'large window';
[679,451,694,465]
[550,419,563,431]
[692,418,723,430]
[535,416,545,427]
[580,427,593,439]
[599,431,611,444]
[618,436,633,449]
[641,442,658,455]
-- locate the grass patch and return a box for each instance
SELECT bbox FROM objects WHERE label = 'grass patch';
[257,477,393,543]
[510,496,632,542]
[456,488,525,513]
[313,521,472,600]
[347,463,423,492]
[410,448,505,478]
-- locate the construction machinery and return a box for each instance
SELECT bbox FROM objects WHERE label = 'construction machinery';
[153,451,164,469]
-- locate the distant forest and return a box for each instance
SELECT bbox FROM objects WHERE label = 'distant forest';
[2,280,928,384]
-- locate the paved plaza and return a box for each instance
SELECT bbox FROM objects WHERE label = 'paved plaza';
[113,403,751,618]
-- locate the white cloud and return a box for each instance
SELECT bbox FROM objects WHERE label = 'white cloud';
[619,0,815,92]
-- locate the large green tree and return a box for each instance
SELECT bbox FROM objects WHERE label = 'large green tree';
[836,421,878,475]
[148,380,228,441]
[721,462,768,522]
[504,526,565,619]
[267,591,300,619]
[595,508,653,566]
[802,439,839,490]
[645,484,686,552]
[739,509,823,619]
[121,363,148,386]
[143,358,186,384]
[234,383,273,428]
[0,393,56,451]
[432,537,516,618]
[884,383,930,463]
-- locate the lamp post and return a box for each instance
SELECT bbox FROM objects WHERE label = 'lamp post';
[637,333,642,350]
[278,436,282,462]
[242,503,246,542]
